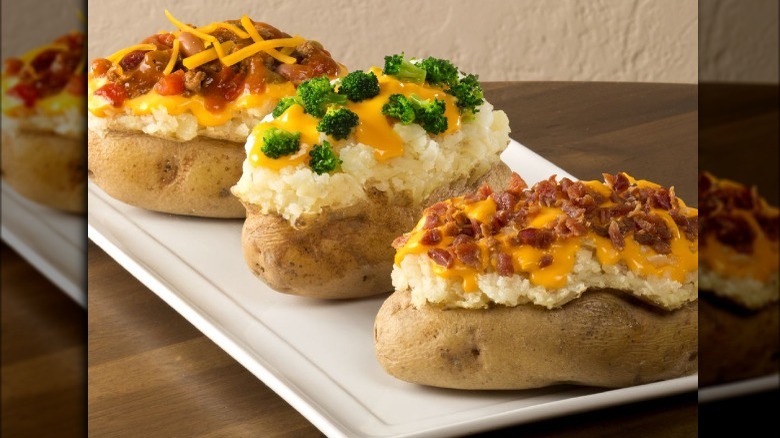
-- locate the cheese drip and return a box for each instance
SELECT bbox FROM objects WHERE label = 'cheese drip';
[395,180,699,292]
[248,67,461,169]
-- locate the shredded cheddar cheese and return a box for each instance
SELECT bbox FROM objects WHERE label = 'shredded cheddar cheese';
[162,39,180,75]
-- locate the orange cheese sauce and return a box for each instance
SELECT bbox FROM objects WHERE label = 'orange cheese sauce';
[699,210,779,282]
[88,77,296,127]
[395,178,699,292]
[247,104,319,171]
[247,67,461,169]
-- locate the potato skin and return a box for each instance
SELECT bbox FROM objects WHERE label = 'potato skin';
[699,294,779,387]
[88,129,246,218]
[241,162,512,299]
[1,128,85,213]
[374,289,698,389]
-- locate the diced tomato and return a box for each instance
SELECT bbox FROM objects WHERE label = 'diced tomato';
[154,70,185,96]
[66,74,86,95]
[143,32,175,49]
[4,58,23,76]
[94,82,127,107]
[7,83,38,107]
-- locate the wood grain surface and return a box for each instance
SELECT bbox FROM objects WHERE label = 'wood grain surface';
[84,81,704,437]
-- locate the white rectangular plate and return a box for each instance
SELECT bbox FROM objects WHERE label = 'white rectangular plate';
[87,139,697,437]
[2,181,86,307]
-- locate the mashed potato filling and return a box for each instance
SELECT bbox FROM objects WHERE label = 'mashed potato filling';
[231,100,510,223]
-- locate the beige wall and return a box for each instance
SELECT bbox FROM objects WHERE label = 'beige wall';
[87,0,698,83]
[700,0,779,83]
[1,0,83,57]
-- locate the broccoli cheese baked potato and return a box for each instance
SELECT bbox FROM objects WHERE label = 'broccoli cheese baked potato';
[233,55,512,298]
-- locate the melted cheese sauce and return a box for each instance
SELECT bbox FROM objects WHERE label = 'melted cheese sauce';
[3,76,84,117]
[88,77,296,127]
[699,210,779,282]
[395,179,699,292]
[247,67,461,168]
[247,104,319,171]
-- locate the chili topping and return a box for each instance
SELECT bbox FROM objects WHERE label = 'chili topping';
[394,172,699,292]
[88,10,342,122]
[2,32,85,116]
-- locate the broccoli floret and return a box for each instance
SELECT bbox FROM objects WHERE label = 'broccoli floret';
[296,76,347,118]
[316,108,359,140]
[409,94,448,134]
[383,53,426,84]
[418,57,459,88]
[261,127,301,159]
[272,96,299,118]
[381,94,415,124]
[446,73,484,114]
[309,140,342,174]
[337,70,380,102]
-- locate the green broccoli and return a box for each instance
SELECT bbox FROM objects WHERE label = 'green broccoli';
[409,94,448,134]
[418,57,459,87]
[272,96,300,118]
[296,76,348,118]
[261,127,301,159]
[381,94,415,124]
[382,94,447,134]
[316,108,359,140]
[337,70,380,102]
[383,53,426,84]
[309,140,342,174]
[446,73,484,114]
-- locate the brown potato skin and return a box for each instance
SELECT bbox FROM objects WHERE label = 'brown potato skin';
[374,289,698,389]
[241,162,512,299]
[1,128,85,213]
[88,129,245,218]
[699,293,779,387]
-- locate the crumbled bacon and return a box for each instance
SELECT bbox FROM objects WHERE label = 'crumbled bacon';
[516,228,555,249]
[428,248,454,268]
[497,253,514,276]
[506,173,528,197]
[539,254,554,268]
[608,220,625,250]
[420,229,442,245]
[422,213,440,230]
[455,242,482,268]
[391,234,410,249]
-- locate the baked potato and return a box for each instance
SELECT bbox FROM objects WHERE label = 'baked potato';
[233,56,512,298]
[1,31,85,213]
[87,11,345,218]
[376,172,699,389]
[698,171,779,386]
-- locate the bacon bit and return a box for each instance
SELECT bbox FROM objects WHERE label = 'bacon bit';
[490,210,509,231]
[470,218,483,238]
[561,201,585,219]
[554,217,588,238]
[533,177,559,207]
[94,83,128,107]
[506,172,528,197]
[539,254,553,268]
[455,242,482,268]
[154,70,186,96]
[422,213,440,230]
[608,220,625,250]
[497,253,514,276]
[391,234,410,249]
[650,188,673,210]
[613,173,630,192]
[715,216,756,254]
[428,248,454,268]
[452,234,475,247]
[517,228,555,249]
[428,202,449,215]
[420,229,442,245]
[476,183,493,200]
[494,191,518,213]
[441,222,460,236]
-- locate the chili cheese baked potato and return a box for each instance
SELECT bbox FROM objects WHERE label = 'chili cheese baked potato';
[698,172,779,386]
[232,55,512,298]
[1,31,86,213]
[87,10,345,218]
[375,172,699,389]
